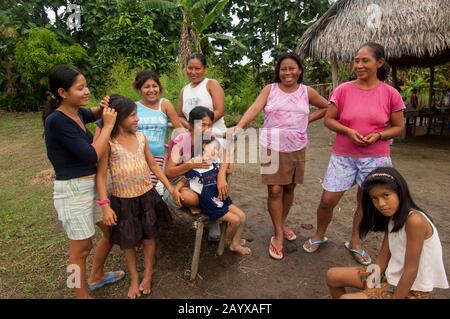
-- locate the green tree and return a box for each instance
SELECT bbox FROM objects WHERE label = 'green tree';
[14,28,87,110]
[94,0,172,74]
[222,0,331,83]
[143,0,243,68]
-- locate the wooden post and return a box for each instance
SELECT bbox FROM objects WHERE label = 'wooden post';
[392,64,398,89]
[190,220,204,280]
[429,64,435,109]
[331,53,339,90]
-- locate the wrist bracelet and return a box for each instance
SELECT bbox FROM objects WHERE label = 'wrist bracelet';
[96,199,110,206]
[378,132,384,140]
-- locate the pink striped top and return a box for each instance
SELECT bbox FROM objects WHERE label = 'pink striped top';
[260,83,310,152]
[109,132,153,198]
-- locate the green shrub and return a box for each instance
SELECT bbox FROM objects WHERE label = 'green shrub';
[12,27,87,111]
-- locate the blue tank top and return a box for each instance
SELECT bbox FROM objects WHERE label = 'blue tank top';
[136,100,168,157]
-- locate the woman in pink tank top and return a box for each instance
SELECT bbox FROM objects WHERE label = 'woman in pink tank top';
[234,52,329,260]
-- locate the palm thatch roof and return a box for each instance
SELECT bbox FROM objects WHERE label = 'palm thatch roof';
[296,0,450,67]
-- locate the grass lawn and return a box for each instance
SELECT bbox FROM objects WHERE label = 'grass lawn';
[0,111,74,298]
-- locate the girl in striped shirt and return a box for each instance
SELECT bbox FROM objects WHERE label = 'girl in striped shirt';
[96,94,182,299]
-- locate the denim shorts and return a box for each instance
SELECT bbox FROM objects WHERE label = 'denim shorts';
[322,155,392,192]
[53,176,96,240]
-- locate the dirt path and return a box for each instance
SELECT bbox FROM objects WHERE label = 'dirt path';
[90,121,450,299]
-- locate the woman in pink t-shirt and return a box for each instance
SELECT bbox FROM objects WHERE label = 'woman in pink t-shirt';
[233,52,329,260]
[303,43,405,265]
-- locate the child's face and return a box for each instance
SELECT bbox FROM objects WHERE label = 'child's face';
[203,141,219,161]
[139,79,161,103]
[60,74,90,106]
[369,185,400,217]
[120,109,139,133]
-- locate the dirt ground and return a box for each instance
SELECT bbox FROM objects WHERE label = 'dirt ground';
[88,120,450,299]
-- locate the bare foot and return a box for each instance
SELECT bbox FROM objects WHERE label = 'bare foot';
[139,273,152,295]
[128,279,141,299]
[229,244,251,255]
[226,239,247,246]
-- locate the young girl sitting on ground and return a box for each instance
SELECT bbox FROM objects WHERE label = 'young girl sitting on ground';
[326,167,448,299]
[96,94,182,299]
[175,134,251,255]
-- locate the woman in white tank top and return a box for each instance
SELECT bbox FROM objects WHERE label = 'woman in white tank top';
[177,53,227,136]
[175,53,228,241]
[326,167,448,299]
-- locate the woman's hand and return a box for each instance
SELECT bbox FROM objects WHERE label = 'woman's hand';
[227,126,243,138]
[346,129,368,146]
[100,95,110,110]
[217,174,228,200]
[189,156,212,169]
[102,107,117,129]
[363,132,381,145]
[169,187,184,207]
[102,205,117,226]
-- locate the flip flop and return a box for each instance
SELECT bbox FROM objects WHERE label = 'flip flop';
[268,236,283,260]
[344,241,372,266]
[302,237,328,253]
[283,228,297,241]
[88,271,125,291]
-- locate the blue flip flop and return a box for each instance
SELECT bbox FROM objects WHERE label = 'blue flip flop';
[344,241,372,266]
[303,237,328,253]
[88,271,125,291]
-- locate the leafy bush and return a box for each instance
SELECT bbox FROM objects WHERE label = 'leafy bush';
[13,27,87,111]
[95,13,172,74]
[15,28,87,86]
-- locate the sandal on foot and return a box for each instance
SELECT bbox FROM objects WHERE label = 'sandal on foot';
[283,228,297,241]
[269,236,284,260]
[302,237,328,253]
[88,271,125,291]
[344,241,372,266]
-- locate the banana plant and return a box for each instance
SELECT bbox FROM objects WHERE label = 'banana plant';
[143,0,245,67]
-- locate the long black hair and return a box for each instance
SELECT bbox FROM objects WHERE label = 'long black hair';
[43,64,82,125]
[358,42,390,81]
[273,52,304,84]
[108,94,137,138]
[359,167,430,239]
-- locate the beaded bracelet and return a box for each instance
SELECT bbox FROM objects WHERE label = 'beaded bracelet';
[96,199,111,206]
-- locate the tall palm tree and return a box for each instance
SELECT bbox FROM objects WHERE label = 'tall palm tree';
[144,0,243,68]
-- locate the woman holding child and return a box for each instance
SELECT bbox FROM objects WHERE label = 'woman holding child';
[174,52,228,241]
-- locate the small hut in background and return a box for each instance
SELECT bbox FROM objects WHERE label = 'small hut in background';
[296,0,450,108]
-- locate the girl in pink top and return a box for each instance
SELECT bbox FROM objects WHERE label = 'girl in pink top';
[303,43,405,266]
[234,52,329,260]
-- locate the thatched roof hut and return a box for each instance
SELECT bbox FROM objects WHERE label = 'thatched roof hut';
[297,0,450,66]
[296,0,450,106]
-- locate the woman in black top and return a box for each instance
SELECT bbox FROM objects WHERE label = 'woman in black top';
[44,64,123,298]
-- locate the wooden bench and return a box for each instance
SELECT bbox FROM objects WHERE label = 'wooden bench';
[164,125,234,280]
[170,208,228,280]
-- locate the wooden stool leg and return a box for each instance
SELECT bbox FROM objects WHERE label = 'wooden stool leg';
[217,222,228,256]
[190,221,204,280]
